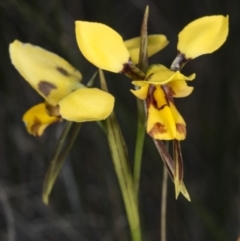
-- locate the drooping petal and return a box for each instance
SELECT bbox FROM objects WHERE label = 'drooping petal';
[59,88,114,122]
[177,15,229,59]
[124,35,169,64]
[146,85,176,140]
[168,80,194,97]
[132,64,195,86]
[169,103,186,140]
[22,103,61,136]
[75,21,130,73]
[147,104,176,140]
[9,40,82,106]
[130,84,149,100]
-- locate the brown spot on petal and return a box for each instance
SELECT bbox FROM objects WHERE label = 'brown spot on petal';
[38,81,57,97]
[176,123,186,135]
[148,122,167,137]
[45,103,60,117]
[56,67,70,76]
[31,117,41,137]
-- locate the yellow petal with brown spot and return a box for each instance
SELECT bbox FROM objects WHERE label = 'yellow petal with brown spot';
[59,88,114,122]
[130,84,149,100]
[124,35,169,64]
[9,40,82,106]
[22,103,61,136]
[169,103,186,140]
[147,104,176,140]
[75,21,130,73]
[178,15,229,59]
[146,86,176,140]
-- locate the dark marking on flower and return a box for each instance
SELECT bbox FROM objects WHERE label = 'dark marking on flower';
[38,81,57,97]
[121,59,145,79]
[121,61,130,73]
[45,103,60,117]
[162,84,174,103]
[146,85,168,110]
[176,123,186,135]
[31,117,41,137]
[146,85,156,108]
[56,66,70,76]
[148,122,167,137]
[171,52,190,71]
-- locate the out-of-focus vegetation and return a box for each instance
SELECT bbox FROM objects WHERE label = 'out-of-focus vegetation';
[0,0,239,240]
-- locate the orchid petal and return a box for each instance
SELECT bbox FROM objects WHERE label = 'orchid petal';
[132,64,195,86]
[130,84,149,100]
[59,88,114,122]
[178,15,229,59]
[169,103,186,140]
[9,40,82,106]
[168,80,194,97]
[75,21,130,73]
[124,35,169,64]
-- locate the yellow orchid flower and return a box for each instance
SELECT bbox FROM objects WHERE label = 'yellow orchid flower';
[177,15,229,59]
[131,64,195,140]
[75,21,168,72]
[9,40,115,136]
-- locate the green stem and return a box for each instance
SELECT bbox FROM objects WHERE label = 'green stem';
[106,115,141,241]
[133,5,149,202]
[99,69,141,241]
[160,165,168,241]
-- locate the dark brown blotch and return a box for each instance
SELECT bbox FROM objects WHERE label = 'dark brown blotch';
[38,81,57,97]
[45,103,60,117]
[56,67,70,76]
[176,123,186,135]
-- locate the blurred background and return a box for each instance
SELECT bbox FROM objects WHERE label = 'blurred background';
[0,0,240,240]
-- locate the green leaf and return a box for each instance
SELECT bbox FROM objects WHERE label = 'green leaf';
[42,122,81,205]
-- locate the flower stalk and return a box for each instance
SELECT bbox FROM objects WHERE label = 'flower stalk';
[99,69,141,241]
[133,6,149,201]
